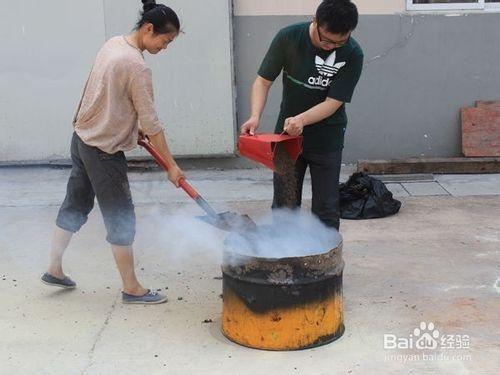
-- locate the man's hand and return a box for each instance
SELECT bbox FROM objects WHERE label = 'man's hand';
[284,116,304,136]
[168,164,185,188]
[240,116,259,136]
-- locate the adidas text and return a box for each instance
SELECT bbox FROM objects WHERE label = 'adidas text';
[308,76,332,87]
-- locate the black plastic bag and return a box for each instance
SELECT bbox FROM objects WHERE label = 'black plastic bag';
[339,172,401,219]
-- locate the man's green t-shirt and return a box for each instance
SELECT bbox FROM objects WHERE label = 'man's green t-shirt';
[258,22,363,153]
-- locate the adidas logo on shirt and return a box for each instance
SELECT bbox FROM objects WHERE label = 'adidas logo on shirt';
[308,51,346,87]
[315,53,346,77]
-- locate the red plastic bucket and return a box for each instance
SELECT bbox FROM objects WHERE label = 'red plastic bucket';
[238,134,303,172]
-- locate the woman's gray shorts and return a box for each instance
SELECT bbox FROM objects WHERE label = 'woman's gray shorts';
[56,133,135,246]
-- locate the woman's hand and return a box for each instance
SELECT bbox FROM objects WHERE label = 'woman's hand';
[168,164,185,188]
[138,127,147,140]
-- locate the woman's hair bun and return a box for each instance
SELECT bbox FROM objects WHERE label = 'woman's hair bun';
[142,0,157,13]
[136,1,180,34]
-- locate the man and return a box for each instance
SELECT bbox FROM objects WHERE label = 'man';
[241,0,363,230]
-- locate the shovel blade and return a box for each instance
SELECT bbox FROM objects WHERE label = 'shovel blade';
[197,211,257,233]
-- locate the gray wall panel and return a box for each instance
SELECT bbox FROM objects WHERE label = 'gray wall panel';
[234,14,500,162]
[0,0,235,162]
[104,0,235,157]
[0,1,105,161]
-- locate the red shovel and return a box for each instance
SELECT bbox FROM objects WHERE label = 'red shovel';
[138,135,257,233]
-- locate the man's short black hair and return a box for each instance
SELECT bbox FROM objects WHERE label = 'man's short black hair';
[316,0,358,35]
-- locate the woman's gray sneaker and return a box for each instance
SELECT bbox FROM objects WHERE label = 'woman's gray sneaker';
[41,272,77,289]
[122,289,168,305]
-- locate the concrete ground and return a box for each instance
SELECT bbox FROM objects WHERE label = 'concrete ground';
[0,166,499,375]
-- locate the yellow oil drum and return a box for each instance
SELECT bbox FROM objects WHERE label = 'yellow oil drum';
[221,236,344,351]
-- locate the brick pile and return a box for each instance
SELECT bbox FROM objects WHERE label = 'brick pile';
[461,101,500,157]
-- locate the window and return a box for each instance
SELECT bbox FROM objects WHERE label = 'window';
[486,0,500,9]
[407,0,500,11]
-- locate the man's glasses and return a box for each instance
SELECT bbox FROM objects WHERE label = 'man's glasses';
[316,26,349,48]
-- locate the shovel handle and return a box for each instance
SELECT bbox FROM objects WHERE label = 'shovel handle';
[137,136,199,200]
[178,179,199,200]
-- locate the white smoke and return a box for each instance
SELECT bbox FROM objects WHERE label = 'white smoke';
[143,205,225,265]
[224,209,342,258]
[148,207,342,262]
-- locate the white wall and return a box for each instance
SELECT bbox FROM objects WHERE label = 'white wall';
[0,0,235,162]
[233,0,405,15]
[0,1,105,161]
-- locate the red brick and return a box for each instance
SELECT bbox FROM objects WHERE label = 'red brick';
[461,107,500,157]
[475,100,500,108]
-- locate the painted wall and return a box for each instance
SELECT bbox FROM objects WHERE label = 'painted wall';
[0,1,105,162]
[0,0,235,162]
[233,0,405,16]
[233,11,500,162]
[2,1,500,163]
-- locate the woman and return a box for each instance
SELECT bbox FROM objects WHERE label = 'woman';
[41,0,183,304]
